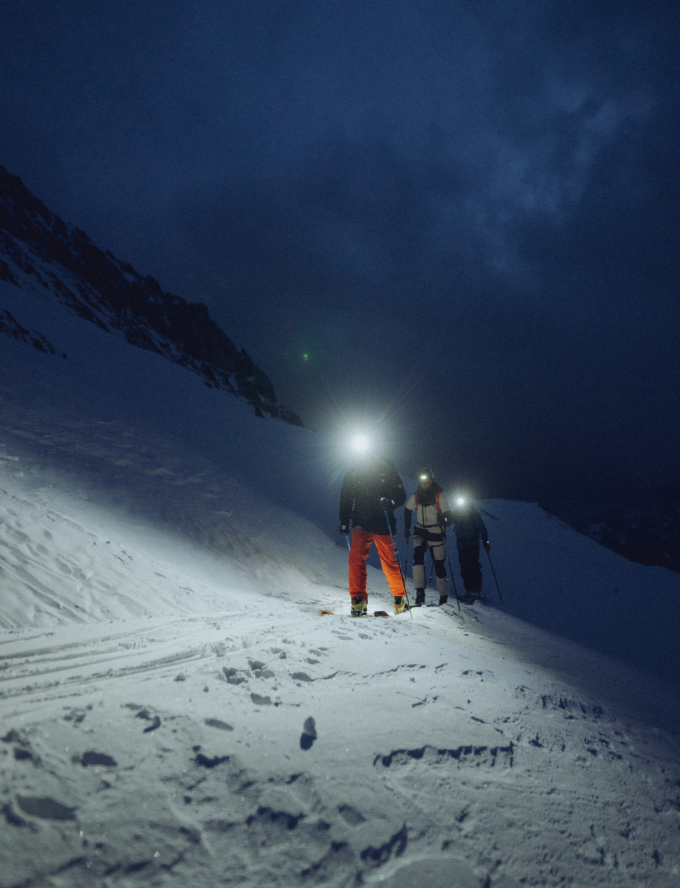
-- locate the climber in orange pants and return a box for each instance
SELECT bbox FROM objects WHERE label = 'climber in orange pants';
[339,453,407,615]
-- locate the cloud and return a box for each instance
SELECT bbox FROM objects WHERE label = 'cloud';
[1,1,665,288]
[159,2,660,284]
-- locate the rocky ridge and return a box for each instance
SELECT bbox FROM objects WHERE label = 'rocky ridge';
[0,165,301,426]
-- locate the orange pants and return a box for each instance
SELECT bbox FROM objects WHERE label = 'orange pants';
[349,528,404,600]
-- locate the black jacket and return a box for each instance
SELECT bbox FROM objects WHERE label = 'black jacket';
[339,456,406,535]
[453,506,489,546]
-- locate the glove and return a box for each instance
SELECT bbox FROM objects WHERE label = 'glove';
[339,525,350,537]
[483,540,491,552]
[404,530,410,540]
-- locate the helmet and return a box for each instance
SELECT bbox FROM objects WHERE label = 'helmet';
[418,468,434,483]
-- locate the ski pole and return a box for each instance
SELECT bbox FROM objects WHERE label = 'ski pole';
[384,511,412,618]
[446,554,461,612]
[403,538,412,608]
[485,547,504,604]
[445,529,461,611]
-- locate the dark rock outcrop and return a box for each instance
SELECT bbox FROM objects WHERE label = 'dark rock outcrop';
[0,308,58,355]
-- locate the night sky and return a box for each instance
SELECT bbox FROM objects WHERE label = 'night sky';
[2,1,679,510]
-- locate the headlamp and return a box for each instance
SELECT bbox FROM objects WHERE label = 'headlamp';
[351,434,370,454]
[456,496,466,506]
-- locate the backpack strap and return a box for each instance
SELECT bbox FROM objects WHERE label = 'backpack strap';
[414,490,443,522]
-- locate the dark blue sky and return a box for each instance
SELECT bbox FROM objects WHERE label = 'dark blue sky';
[2,1,679,507]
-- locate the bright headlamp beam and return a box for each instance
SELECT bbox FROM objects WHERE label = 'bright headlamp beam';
[351,434,370,454]
[456,497,466,506]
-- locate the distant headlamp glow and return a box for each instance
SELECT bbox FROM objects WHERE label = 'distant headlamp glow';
[457,497,466,506]
[352,434,371,454]
[420,474,428,481]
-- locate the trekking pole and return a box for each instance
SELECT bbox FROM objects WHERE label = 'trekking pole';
[446,554,461,612]
[485,547,504,605]
[384,511,412,618]
[445,529,461,612]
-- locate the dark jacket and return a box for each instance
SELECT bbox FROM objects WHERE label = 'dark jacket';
[339,456,406,535]
[453,505,489,547]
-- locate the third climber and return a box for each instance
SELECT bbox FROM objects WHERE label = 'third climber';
[452,498,490,603]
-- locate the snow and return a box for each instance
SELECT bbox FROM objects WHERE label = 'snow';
[1,280,680,887]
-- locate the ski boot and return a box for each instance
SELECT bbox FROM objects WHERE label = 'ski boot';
[350,596,368,617]
[393,595,408,615]
[414,589,425,607]
[438,594,448,606]
[459,589,480,605]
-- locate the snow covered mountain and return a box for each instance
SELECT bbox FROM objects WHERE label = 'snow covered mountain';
[577,492,680,575]
[0,165,301,426]
[2,214,680,886]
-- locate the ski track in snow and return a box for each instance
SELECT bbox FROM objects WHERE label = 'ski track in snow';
[1,285,680,887]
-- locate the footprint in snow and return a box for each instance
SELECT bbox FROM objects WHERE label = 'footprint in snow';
[135,709,162,732]
[223,667,247,685]
[13,748,34,761]
[249,660,275,678]
[16,796,77,821]
[204,718,234,731]
[338,803,366,825]
[195,753,229,769]
[81,751,118,767]
[300,717,317,750]
[291,672,313,682]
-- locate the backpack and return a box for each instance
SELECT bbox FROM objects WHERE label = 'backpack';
[414,487,442,516]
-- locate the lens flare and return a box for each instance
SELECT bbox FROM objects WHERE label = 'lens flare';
[352,434,371,454]
[457,496,466,506]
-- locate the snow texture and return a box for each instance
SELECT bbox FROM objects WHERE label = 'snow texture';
[1,280,680,887]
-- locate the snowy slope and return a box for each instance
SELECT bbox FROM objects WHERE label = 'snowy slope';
[2,281,680,887]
